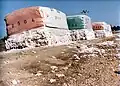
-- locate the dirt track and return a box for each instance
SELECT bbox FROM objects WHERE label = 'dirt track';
[0,36,120,86]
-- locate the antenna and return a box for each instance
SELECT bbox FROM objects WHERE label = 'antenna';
[67,10,89,16]
[81,10,89,15]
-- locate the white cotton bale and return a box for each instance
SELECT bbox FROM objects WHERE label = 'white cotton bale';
[92,22,113,38]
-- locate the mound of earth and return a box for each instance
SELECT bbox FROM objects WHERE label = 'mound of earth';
[0,37,120,86]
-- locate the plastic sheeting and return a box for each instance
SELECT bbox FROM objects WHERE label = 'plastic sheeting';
[67,15,92,30]
[40,7,68,29]
[4,6,69,36]
[92,22,113,38]
[5,6,44,36]
[92,23,104,30]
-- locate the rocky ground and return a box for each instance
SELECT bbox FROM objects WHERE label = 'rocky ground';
[0,34,120,86]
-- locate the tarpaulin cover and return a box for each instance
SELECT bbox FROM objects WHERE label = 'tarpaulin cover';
[5,6,44,36]
[92,23,104,30]
[67,15,92,30]
[67,17,84,30]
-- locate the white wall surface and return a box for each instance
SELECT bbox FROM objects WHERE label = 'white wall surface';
[39,6,68,29]
[92,22,113,37]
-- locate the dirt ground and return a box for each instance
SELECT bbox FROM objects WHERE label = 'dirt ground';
[0,36,120,86]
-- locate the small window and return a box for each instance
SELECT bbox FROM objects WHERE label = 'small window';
[24,20,27,24]
[12,24,14,28]
[17,21,20,25]
[32,19,35,22]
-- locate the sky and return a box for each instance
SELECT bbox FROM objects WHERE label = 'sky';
[0,0,120,39]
